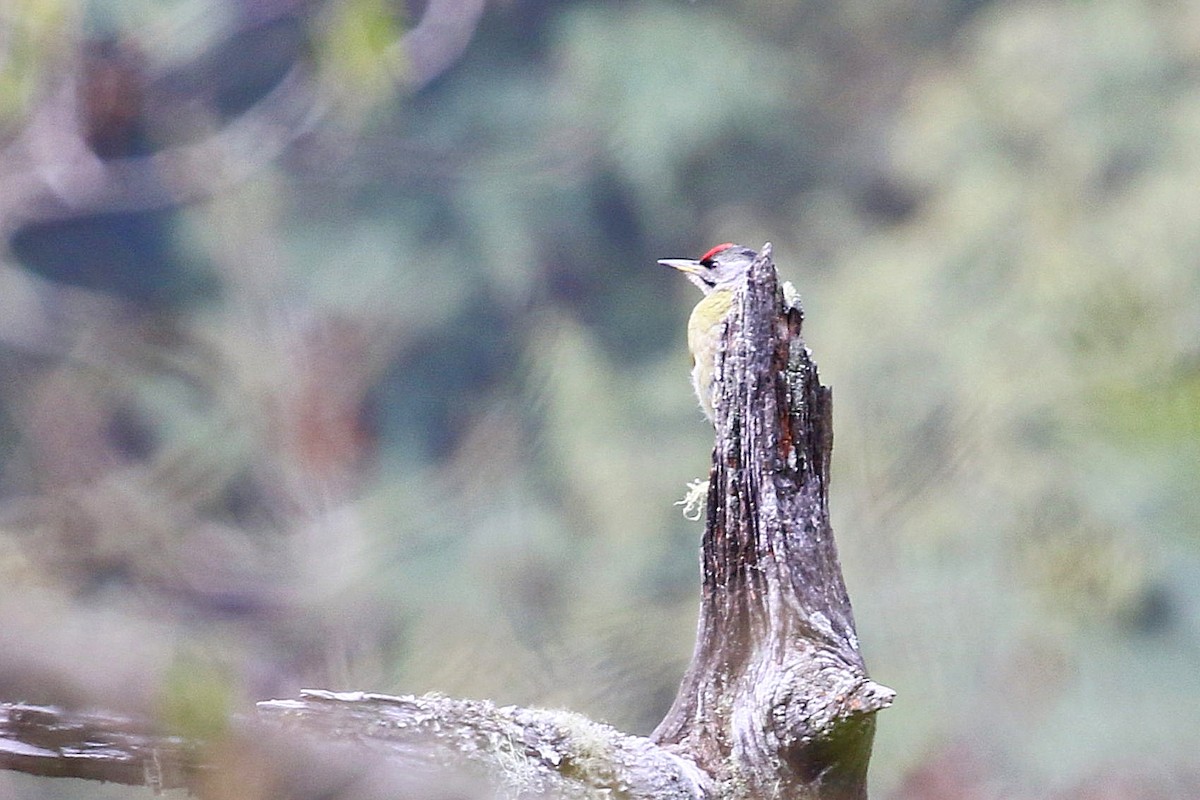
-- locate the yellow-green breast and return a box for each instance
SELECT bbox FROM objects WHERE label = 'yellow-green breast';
[686,289,735,422]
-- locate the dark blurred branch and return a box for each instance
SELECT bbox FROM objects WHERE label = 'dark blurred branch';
[652,244,893,798]
[389,0,488,90]
[0,0,490,367]
[0,62,326,234]
[0,0,488,235]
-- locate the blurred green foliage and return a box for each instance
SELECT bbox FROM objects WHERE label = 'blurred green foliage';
[1,0,1199,798]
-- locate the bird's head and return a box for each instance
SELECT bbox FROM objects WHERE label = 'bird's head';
[658,243,757,295]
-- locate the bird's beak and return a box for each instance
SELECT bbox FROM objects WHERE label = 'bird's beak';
[657,258,704,275]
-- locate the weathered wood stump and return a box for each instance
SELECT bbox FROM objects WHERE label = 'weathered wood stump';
[652,243,893,799]
[0,244,891,799]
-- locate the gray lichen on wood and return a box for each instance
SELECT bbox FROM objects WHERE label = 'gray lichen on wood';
[259,690,710,799]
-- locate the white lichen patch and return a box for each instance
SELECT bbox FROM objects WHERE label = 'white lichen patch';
[781,281,801,311]
[676,479,709,521]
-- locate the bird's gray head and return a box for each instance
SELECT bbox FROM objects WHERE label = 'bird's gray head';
[658,243,758,295]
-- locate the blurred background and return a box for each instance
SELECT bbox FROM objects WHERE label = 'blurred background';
[0,0,1198,797]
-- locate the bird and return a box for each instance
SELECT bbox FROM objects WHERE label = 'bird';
[658,242,758,423]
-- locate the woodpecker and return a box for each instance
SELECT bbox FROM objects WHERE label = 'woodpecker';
[659,242,758,423]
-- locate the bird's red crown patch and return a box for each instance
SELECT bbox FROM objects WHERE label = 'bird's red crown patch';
[699,242,736,262]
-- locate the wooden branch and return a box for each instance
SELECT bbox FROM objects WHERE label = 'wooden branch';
[0,703,191,787]
[0,693,708,800]
[652,244,893,799]
[0,245,889,797]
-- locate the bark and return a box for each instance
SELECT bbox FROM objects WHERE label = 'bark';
[0,245,891,798]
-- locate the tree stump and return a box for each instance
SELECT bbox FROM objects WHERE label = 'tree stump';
[0,244,892,799]
[653,242,893,799]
